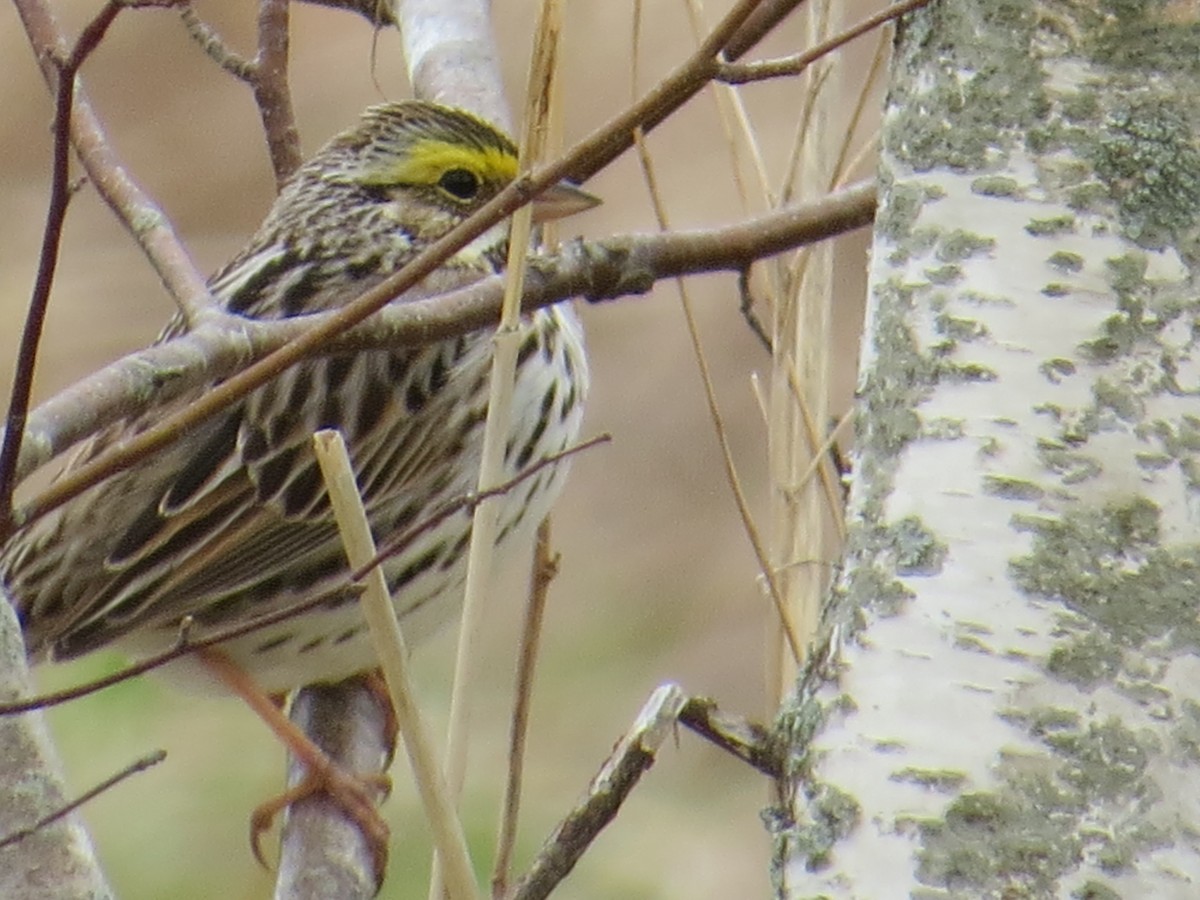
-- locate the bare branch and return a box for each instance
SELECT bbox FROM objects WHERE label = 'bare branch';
[177,3,255,79]
[509,684,688,900]
[8,181,874,520]
[12,0,213,321]
[492,518,558,898]
[721,0,808,62]
[0,750,166,851]
[297,0,396,26]
[0,0,123,522]
[397,0,510,127]
[717,0,934,85]
[253,0,303,185]
[678,699,780,778]
[276,680,391,900]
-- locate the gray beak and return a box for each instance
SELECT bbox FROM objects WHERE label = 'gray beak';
[531,180,602,223]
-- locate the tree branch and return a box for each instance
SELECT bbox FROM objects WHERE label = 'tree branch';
[7,181,874,534]
[717,0,934,86]
[12,0,213,321]
[0,0,122,522]
[252,0,302,184]
[508,684,687,900]
[0,591,113,900]
[275,681,391,900]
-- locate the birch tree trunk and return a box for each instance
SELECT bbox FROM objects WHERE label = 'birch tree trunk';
[777,2,1200,896]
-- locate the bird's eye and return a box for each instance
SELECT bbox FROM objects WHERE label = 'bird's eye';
[438,168,480,201]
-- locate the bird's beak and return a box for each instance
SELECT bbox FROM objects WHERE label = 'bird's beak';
[531,180,601,223]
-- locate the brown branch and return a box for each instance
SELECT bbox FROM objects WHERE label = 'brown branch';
[551,0,762,186]
[295,0,396,25]
[678,698,781,778]
[717,0,934,85]
[178,0,301,183]
[492,518,558,899]
[178,3,255,79]
[12,0,213,322]
[0,750,166,850]
[0,0,123,522]
[721,0,809,62]
[0,435,608,716]
[508,684,688,900]
[253,0,302,185]
[8,181,875,526]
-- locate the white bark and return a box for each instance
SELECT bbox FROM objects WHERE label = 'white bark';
[779,2,1200,897]
[0,592,111,900]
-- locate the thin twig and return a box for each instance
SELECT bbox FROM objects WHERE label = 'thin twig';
[13,0,213,322]
[508,684,688,900]
[827,25,888,193]
[296,0,396,26]
[178,2,255,79]
[0,750,166,850]
[738,268,773,352]
[0,1,126,518]
[0,0,124,522]
[785,358,846,539]
[717,0,933,85]
[313,430,478,900]
[721,0,809,62]
[491,518,558,899]
[678,698,780,778]
[0,434,609,717]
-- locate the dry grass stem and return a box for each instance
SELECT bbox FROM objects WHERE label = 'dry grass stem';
[827,26,888,192]
[491,517,558,898]
[632,127,802,663]
[433,2,562,896]
[767,0,838,698]
[681,0,772,210]
[786,358,846,537]
[312,430,478,900]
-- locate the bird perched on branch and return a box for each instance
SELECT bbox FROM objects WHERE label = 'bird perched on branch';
[1,100,597,871]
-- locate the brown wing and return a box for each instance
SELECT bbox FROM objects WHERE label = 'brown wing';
[14,334,484,662]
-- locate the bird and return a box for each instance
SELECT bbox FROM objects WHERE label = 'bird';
[0,100,597,867]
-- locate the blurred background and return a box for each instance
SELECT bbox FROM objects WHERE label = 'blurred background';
[0,1,876,896]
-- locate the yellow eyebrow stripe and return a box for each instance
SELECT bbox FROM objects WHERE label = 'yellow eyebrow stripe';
[369,139,518,186]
